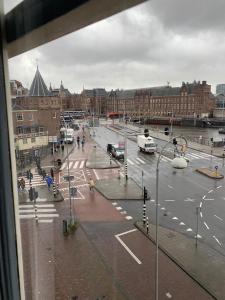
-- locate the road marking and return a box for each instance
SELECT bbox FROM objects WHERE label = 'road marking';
[150,199,155,202]
[217,185,222,189]
[19,213,59,219]
[115,232,142,264]
[200,212,203,218]
[38,220,53,223]
[179,222,185,225]
[195,234,202,239]
[186,228,193,232]
[214,215,223,221]
[112,202,118,206]
[120,211,127,215]
[61,162,67,170]
[200,202,202,208]
[19,204,55,208]
[162,155,172,162]
[19,209,56,213]
[127,158,134,165]
[203,195,206,199]
[161,207,166,210]
[166,292,172,298]
[116,207,122,210]
[69,162,73,169]
[125,216,133,220]
[208,190,213,194]
[116,228,137,237]
[79,161,85,168]
[73,161,79,169]
[213,235,222,246]
[164,200,175,202]
[204,222,209,230]
[204,198,214,201]
[136,157,145,164]
[184,198,195,202]
[172,217,178,220]
[168,185,173,189]
[93,169,99,180]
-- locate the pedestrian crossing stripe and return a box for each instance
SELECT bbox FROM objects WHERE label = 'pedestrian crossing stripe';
[19,213,59,219]
[18,174,45,187]
[136,157,145,164]
[60,160,86,170]
[19,208,57,213]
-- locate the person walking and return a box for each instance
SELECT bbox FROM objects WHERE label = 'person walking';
[89,177,95,191]
[61,143,64,152]
[20,178,25,190]
[50,168,54,179]
[77,136,80,148]
[81,138,85,151]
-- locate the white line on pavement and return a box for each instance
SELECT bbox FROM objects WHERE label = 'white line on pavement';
[217,185,222,189]
[79,161,85,169]
[213,235,222,246]
[38,220,53,223]
[73,161,79,169]
[19,204,54,208]
[168,185,173,189]
[93,169,99,180]
[116,207,122,210]
[200,212,203,218]
[19,209,56,213]
[172,217,178,220]
[204,198,214,201]
[179,222,185,225]
[112,202,118,206]
[208,190,213,194]
[125,216,133,220]
[127,158,134,165]
[186,228,193,232]
[214,215,223,221]
[164,200,175,202]
[136,157,145,164]
[69,162,73,169]
[166,292,172,298]
[115,234,142,264]
[116,228,137,237]
[200,202,202,208]
[203,195,206,199]
[204,222,209,229]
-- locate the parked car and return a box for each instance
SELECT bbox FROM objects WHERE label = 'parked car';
[107,143,124,160]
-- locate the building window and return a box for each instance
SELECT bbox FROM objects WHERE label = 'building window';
[23,138,27,144]
[31,137,36,143]
[16,113,23,121]
[39,127,44,132]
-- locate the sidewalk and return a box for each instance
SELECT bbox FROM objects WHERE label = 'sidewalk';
[135,221,223,300]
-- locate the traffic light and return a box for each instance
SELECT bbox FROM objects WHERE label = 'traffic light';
[164,127,169,136]
[173,138,177,145]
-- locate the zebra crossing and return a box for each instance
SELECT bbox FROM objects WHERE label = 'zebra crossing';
[60,160,86,170]
[118,151,213,167]
[18,173,45,187]
[19,200,59,223]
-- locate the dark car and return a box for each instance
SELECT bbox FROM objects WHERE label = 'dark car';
[107,143,124,160]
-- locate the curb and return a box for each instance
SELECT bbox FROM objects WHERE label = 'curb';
[134,221,217,300]
[196,168,224,179]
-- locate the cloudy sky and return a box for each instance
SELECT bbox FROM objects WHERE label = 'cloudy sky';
[5,0,225,94]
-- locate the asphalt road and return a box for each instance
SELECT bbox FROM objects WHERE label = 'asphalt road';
[93,125,225,257]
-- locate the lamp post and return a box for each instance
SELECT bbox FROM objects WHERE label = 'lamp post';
[155,135,188,300]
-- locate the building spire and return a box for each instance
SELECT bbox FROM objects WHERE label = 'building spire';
[29,67,49,96]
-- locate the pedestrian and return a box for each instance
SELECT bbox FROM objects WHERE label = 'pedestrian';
[81,139,85,151]
[61,144,64,152]
[42,169,46,181]
[20,178,25,190]
[77,136,80,148]
[50,168,54,179]
[17,179,21,190]
[89,177,95,191]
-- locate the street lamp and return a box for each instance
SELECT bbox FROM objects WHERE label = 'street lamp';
[155,135,188,300]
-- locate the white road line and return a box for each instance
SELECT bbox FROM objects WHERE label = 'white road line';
[186,228,193,232]
[179,222,185,225]
[93,169,99,180]
[116,228,137,237]
[214,215,223,221]
[195,234,202,239]
[73,161,79,169]
[164,200,175,202]
[19,209,56,213]
[200,212,203,218]
[19,204,55,208]
[69,162,73,169]
[127,158,134,165]
[166,292,172,299]
[203,195,206,199]
[162,156,172,162]
[217,185,222,189]
[204,198,214,201]
[161,207,166,210]
[112,202,118,206]
[116,207,122,210]
[184,198,195,202]
[19,213,59,219]
[168,185,173,189]
[79,160,85,168]
[172,217,178,220]
[61,162,67,170]
[125,216,133,220]
[213,235,222,246]
[186,153,200,159]
[208,190,213,194]
[200,202,202,208]
[115,235,142,264]
[136,157,145,164]
[204,222,209,230]
[38,220,53,223]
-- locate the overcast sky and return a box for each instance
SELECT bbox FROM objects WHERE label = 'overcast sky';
[5,0,225,94]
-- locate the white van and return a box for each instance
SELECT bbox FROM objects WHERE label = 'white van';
[60,127,74,144]
[137,135,157,153]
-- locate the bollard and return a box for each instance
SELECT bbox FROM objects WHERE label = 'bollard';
[52,182,57,198]
[142,203,146,226]
[34,205,38,223]
[63,219,68,235]
[146,217,149,234]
